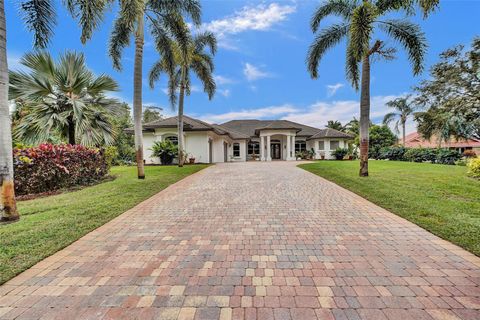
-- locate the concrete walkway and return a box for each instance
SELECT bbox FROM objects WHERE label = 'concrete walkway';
[0,162,479,320]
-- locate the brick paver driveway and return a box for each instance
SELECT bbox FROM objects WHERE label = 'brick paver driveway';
[1,162,479,320]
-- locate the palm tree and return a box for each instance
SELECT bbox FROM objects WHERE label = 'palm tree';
[383,96,416,145]
[149,26,216,167]
[326,120,345,132]
[307,0,437,176]
[10,51,120,146]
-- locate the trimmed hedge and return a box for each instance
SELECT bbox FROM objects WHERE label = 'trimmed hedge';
[14,144,109,196]
[377,146,462,165]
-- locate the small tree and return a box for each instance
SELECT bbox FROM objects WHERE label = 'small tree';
[151,140,178,165]
[149,25,216,167]
[383,96,417,145]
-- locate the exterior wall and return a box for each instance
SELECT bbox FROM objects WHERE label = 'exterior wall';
[143,133,159,164]
[230,140,247,162]
[185,132,210,163]
[310,138,348,159]
[258,129,297,161]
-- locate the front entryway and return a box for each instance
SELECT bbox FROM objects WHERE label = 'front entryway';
[271,142,281,160]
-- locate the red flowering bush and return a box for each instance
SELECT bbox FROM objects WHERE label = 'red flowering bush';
[14,144,109,196]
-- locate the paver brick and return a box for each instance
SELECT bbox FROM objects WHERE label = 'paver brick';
[0,162,479,319]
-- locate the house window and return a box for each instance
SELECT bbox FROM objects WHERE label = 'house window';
[295,140,306,153]
[330,140,340,150]
[165,135,178,145]
[318,141,325,150]
[248,141,260,155]
[233,143,240,157]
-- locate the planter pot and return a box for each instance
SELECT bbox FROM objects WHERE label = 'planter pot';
[189,158,195,164]
[321,156,325,160]
[160,154,174,165]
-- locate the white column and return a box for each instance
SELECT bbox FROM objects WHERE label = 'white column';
[260,136,265,161]
[286,134,291,160]
[291,136,295,159]
[266,135,271,161]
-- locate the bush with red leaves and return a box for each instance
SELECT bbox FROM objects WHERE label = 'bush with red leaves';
[14,144,109,196]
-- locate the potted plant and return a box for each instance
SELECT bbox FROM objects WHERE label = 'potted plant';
[150,140,178,165]
[331,147,348,160]
[319,151,325,160]
[188,154,195,164]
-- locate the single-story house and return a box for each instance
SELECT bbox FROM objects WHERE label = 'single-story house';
[401,132,480,154]
[139,115,353,164]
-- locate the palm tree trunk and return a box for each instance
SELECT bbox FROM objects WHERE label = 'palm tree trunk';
[359,54,371,177]
[67,116,75,145]
[177,66,186,167]
[402,121,406,146]
[0,0,19,222]
[133,15,145,179]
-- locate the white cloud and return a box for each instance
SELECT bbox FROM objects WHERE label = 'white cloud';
[282,94,406,129]
[214,75,235,85]
[200,3,296,50]
[219,89,231,97]
[326,83,344,97]
[200,104,299,123]
[243,63,271,81]
[7,53,27,71]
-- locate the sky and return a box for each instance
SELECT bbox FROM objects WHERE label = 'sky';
[6,0,480,135]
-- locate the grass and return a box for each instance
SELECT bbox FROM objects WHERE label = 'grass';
[299,160,480,256]
[0,164,208,284]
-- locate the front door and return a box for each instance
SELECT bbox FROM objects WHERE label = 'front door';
[271,143,281,160]
[224,142,228,162]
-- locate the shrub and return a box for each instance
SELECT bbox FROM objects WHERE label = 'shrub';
[104,146,118,168]
[404,148,427,162]
[151,140,178,165]
[436,149,461,165]
[332,147,348,160]
[467,157,480,179]
[463,149,477,158]
[379,146,407,161]
[14,144,109,196]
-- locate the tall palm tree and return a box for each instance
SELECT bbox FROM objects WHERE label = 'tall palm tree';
[307,0,437,176]
[383,96,416,145]
[10,51,120,146]
[149,26,216,167]
[55,0,202,178]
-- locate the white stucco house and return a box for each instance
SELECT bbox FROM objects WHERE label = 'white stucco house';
[138,115,353,164]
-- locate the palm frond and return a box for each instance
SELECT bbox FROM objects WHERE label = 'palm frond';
[191,55,215,100]
[20,0,56,48]
[148,0,202,26]
[383,112,398,125]
[64,0,110,43]
[311,0,356,32]
[194,31,217,55]
[88,75,119,95]
[379,19,427,75]
[375,0,439,17]
[307,23,349,79]
[345,39,360,89]
[108,16,133,70]
[349,2,376,62]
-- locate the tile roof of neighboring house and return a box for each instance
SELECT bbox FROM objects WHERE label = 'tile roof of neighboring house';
[401,132,480,148]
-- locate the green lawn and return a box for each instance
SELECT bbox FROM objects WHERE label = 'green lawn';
[0,165,208,284]
[299,160,480,256]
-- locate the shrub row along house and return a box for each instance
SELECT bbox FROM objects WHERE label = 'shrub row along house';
[134,115,353,164]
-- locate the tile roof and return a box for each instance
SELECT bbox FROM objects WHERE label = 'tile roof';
[401,132,480,148]
[130,116,354,140]
[221,119,354,139]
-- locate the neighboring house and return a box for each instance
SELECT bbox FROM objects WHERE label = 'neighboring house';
[137,115,353,164]
[401,132,480,153]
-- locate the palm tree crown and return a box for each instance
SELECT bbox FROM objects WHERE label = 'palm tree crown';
[383,96,417,144]
[9,51,120,146]
[307,0,436,89]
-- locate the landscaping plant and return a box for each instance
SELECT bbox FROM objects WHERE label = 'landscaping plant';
[151,140,179,165]
[467,157,480,179]
[332,147,348,160]
[13,144,109,196]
